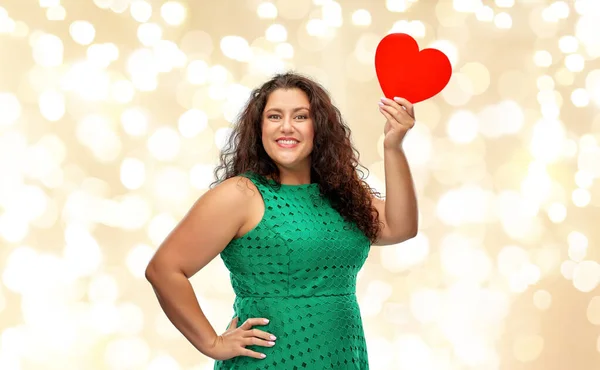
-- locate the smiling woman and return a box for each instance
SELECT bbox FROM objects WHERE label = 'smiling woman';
[260,88,314,183]
[212,72,385,239]
[145,71,418,370]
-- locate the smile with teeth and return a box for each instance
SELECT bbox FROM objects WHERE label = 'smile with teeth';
[276,139,299,148]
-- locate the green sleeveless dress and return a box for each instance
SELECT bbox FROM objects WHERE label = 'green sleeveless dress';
[214,171,371,369]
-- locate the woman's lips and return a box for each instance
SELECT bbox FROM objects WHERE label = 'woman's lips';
[276,140,299,148]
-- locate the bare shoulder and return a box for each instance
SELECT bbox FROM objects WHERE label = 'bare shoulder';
[206,175,262,210]
[222,175,260,197]
[186,175,261,233]
[145,175,261,279]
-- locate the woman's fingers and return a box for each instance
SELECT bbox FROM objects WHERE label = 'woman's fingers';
[237,317,277,341]
[381,97,414,120]
[243,328,277,342]
[380,98,415,128]
[227,316,238,330]
[240,317,269,328]
[392,97,415,117]
[244,336,276,348]
[241,348,268,359]
[379,105,395,122]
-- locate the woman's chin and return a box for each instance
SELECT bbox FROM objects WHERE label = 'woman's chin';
[273,157,310,169]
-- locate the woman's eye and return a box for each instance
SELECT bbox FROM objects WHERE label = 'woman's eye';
[267,114,308,120]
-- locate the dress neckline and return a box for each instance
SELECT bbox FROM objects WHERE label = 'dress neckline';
[265,178,318,188]
[245,171,319,189]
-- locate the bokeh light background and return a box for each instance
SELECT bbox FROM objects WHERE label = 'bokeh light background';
[1,0,600,369]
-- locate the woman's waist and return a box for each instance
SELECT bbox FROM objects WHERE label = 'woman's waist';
[234,291,356,301]
[231,293,365,347]
[233,292,359,312]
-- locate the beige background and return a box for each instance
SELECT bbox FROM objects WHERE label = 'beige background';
[0,0,599,369]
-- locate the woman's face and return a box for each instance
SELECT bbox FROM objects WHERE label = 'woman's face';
[261,88,314,173]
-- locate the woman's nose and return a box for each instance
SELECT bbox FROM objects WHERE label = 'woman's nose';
[280,117,294,130]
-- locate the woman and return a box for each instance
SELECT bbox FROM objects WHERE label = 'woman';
[145,72,418,369]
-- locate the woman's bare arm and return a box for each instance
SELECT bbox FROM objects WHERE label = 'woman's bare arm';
[145,176,255,357]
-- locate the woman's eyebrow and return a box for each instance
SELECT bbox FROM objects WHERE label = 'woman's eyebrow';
[265,107,310,113]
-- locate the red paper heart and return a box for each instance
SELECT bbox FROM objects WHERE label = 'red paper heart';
[375,33,452,104]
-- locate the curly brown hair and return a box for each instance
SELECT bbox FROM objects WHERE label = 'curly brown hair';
[210,71,383,244]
